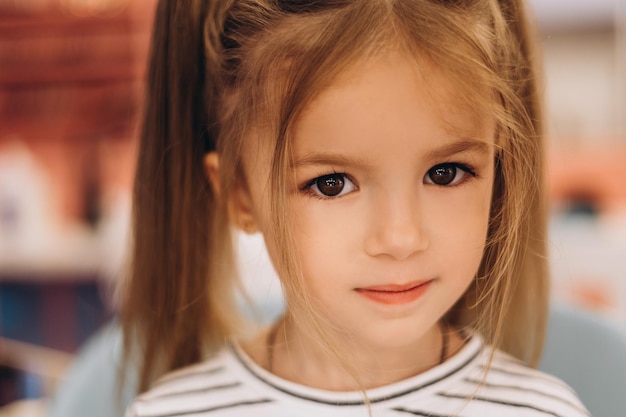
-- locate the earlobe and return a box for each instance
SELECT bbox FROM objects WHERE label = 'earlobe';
[204,152,221,195]
[232,180,259,234]
[204,152,259,234]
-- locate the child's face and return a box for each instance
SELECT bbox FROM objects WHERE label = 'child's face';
[238,52,495,349]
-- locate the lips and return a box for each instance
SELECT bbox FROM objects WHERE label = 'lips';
[355,280,432,305]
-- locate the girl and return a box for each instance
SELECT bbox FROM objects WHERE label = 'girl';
[123,0,590,416]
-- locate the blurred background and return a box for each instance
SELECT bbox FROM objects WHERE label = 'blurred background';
[0,0,624,416]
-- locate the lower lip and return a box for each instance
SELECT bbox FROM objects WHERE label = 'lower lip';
[355,281,432,305]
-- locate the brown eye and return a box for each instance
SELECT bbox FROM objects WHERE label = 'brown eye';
[428,165,456,185]
[308,173,356,198]
[316,174,345,196]
[425,163,473,186]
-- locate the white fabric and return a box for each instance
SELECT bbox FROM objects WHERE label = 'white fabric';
[126,335,590,417]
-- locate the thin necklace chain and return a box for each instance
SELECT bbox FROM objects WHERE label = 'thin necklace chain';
[266,320,449,376]
[266,320,279,372]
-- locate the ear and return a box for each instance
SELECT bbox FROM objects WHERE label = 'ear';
[203,152,258,234]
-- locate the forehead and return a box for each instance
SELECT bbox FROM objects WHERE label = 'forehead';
[292,51,495,156]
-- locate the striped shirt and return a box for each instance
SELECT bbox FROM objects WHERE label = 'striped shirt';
[126,335,590,417]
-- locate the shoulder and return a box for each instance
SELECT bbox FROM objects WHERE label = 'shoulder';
[431,347,591,417]
[124,348,273,417]
[390,337,589,417]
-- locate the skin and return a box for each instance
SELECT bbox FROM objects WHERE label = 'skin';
[206,51,496,391]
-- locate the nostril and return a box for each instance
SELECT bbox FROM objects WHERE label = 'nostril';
[364,223,428,260]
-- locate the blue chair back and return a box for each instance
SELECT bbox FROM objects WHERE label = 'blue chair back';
[540,304,626,417]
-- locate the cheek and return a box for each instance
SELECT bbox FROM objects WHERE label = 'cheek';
[290,202,359,285]
[426,184,492,266]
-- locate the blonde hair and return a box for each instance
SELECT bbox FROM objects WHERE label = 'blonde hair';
[122,0,548,393]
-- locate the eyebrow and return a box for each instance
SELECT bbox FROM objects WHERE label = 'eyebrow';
[424,139,492,160]
[292,138,492,169]
[291,152,373,169]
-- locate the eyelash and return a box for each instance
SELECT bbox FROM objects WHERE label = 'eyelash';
[426,162,478,187]
[299,162,478,199]
[300,171,357,200]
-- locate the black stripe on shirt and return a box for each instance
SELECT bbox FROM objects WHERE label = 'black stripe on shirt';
[479,365,577,396]
[462,377,590,416]
[141,399,274,417]
[139,382,241,401]
[437,392,568,417]
[230,342,481,406]
[392,406,469,417]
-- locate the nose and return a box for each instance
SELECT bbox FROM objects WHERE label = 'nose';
[364,192,429,261]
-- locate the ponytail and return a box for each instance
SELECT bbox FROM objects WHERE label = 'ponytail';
[505,0,549,366]
[121,0,237,392]
[484,0,549,365]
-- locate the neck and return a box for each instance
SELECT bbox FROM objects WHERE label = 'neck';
[255,315,459,391]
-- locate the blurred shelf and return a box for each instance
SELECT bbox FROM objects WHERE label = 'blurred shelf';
[547,144,626,214]
[0,226,107,280]
[0,1,154,142]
